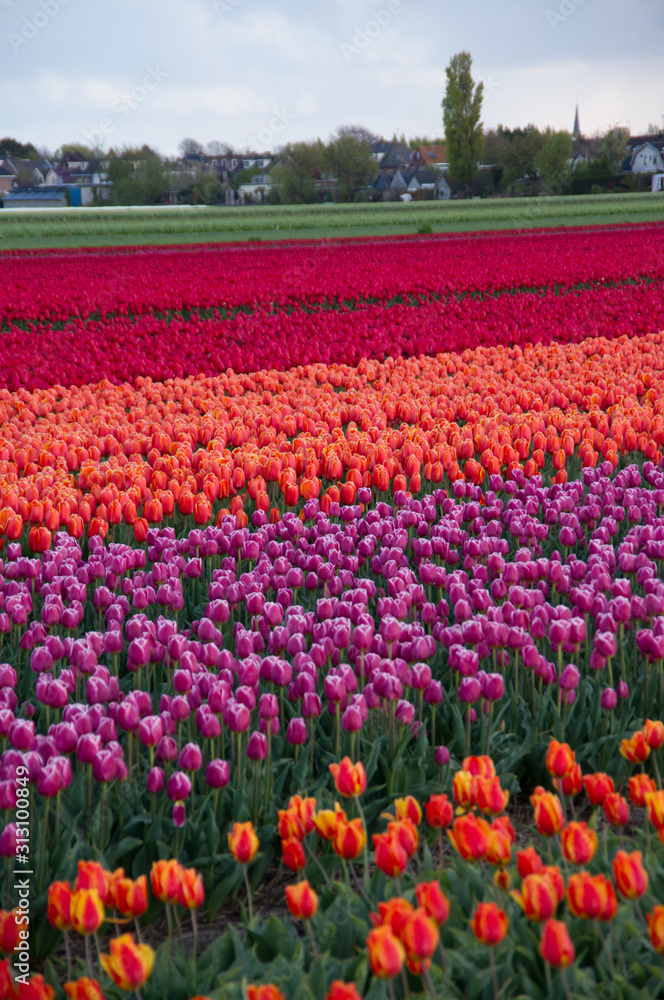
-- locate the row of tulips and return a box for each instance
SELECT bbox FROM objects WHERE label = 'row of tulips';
[3,223,663,324]
[4,745,664,998]
[3,331,664,547]
[2,274,664,390]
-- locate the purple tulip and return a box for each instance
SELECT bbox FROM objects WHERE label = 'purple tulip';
[459,677,482,704]
[173,801,186,827]
[286,717,307,745]
[601,688,617,710]
[178,742,203,772]
[395,700,415,725]
[0,823,17,857]
[483,673,505,702]
[166,770,191,802]
[146,767,165,794]
[559,665,580,691]
[138,716,163,747]
[246,732,268,760]
[617,680,630,700]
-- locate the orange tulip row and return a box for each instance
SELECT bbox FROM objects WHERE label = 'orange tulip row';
[1,331,664,541]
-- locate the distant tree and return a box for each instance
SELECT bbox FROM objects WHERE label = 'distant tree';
[335,124,381,145]
[390,131,408,146]
[601,126,630,173]
[497,124,546,184]
[178,137,204,157]
[442,51,484,194]
[108,152,168,205]
[206,140,234,155]
[647,122,662,135]
[324,133,376,202]
[189,173,223,204]
[534,129,573,189]
[54,143,97,161]
[407,135,444,150]
[271,141,324,204]
[0,137,39,159]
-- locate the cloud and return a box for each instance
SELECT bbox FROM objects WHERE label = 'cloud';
[1,0,661,154]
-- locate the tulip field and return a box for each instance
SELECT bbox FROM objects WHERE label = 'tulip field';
[4,222,664,1000]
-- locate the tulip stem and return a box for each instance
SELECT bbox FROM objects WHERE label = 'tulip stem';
[560,969,573,1000]
[64,931,72,981]
[431,705,436,748]
[191,909,198,977]
[489,947,499,999]
[466,704,471,756]
[243,864,254,922]
[306,920,319,958]
[85,934,95,979]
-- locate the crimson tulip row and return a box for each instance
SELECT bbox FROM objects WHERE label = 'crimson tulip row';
[2,224,663,325]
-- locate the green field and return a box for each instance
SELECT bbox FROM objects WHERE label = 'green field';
[0,191,662,249]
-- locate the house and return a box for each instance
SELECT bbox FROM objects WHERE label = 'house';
[0,166,14,197]
[238,174,273,202]
[570,137,603,172]
[627,137,664,174]
[1,187,69,209]
[370,140,412,174]
[44,152,111,203]
[409,143,449,171]
[653,173,664,193]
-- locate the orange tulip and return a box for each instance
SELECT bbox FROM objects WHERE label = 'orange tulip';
[628,773,656,807]
[448,813,490,861]
[100,934,154,991]
[281,838,306,872]
[453,770,477,811]
[561,822,598,865]
[47,881,72,931]
[545,740,575,779]
[583,772,615,806]
[394,796,422,826]
[424,794,453,829]
[366,925,406,980]
[512,874,559,922]
[73,861,107,897]
[16,975,54,1000]
[176,868,205,910]
[613,850,648,900]
[326,983,361,1000]
[373,832,408,877]
[462,755,495,779]
[539,919,575,969]
[470,902,508,946]
[603,792,630,828]
[69,890,104,936]
[387,819,419,858]
[150,859,182,905]
[313,808,339,842]
[401,908,439,961]
[643,719,664,750]
[0,959,16,1000]
[285,880,318,920]
[0,912,20,954]
[114,876,148,918]
[556,763,583,798]
[645,790,664,829]
[476,776,509,816]
[567,872,616,921]
[415,881,450,925]
[329,758,366,798]
[620,731,650,763]
[64,979,105,1000]
[530,788,564,837]
[332,818,366,860]
[486,826,512,867]
[246,988,284,1000]
[228,822,260,864]
[370,897,414,937]
[516,847,543,878]
[647,906,664,954]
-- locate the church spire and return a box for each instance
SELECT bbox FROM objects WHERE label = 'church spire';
[573,103,580,138]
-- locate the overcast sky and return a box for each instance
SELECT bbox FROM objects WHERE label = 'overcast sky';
[1,0,663,156]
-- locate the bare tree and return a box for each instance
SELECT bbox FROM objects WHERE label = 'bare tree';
[334,124,381,145]
[206,140,234,155]
[178,137,204,157]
